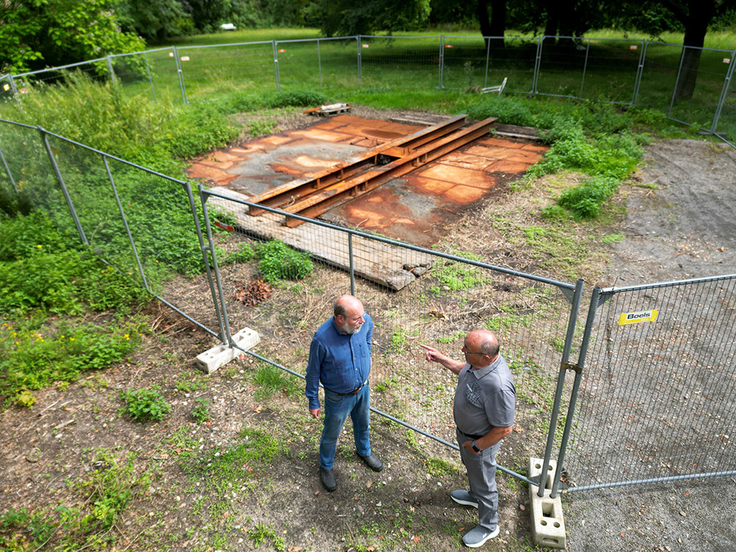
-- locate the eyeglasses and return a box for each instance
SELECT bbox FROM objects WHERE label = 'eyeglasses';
[462,345,485,356]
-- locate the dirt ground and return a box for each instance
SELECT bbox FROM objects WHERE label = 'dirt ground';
[1,113,735,551]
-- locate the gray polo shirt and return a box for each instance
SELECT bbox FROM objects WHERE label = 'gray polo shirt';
[453,354,516,437]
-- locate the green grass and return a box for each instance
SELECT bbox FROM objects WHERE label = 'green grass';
[0,448,150,550]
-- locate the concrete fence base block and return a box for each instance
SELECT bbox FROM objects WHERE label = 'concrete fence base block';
[528,457,567,549]
[196,328,260,374]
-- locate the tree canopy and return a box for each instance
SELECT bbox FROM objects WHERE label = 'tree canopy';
[2,0,734,77]
[0,0,145,74]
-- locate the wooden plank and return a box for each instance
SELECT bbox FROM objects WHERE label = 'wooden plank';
[207,187,434,291]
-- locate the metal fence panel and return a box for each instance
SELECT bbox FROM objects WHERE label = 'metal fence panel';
[0,121,64,213]
[565,276,736,491]
[276,38,359,90]
[637,41,688,114]
[12,60,109,90]
[714,54,736,146]
[575,38,644,103]
[176,42,277,102]
[536,36,587,99]
[441,35,539,94]
[201,190,579,459]
[359,35,442,90]
[668,46,736,132]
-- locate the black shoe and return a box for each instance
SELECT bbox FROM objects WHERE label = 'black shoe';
[320,467,336,492]
[358,452,384,472]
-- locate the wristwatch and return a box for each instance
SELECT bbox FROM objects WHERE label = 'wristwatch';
[471,440,481,453]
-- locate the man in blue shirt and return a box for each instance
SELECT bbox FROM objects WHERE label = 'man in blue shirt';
[421,330,516,548]
[306,295,383,492]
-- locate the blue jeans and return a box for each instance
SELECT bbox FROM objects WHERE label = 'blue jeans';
[320,385,371,470]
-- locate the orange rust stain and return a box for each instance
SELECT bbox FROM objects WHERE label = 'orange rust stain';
[289,128,355,142]
[259,135,294,146]
[442,184,487,204]
[410,176,456,194]
[486,159,534,174]
[478,137,526,149]
[417,164,493,188]
[437,152,494,171]
[464,145,541,163]
[187,164,239,185]
[521,143,550,153]
[363,129,405,140]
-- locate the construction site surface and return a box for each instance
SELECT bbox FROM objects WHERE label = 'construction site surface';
[187,112,548,290]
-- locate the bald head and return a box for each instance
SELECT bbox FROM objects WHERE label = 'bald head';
[334,295,365,335]
[463,330,500,365]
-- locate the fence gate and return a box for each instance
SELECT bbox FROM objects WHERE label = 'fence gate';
[562,275,736,492]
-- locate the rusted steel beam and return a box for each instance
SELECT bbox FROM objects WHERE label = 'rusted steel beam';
[283,117,497,228]
[247,114,468,215]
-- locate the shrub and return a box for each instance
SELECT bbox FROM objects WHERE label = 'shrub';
[256,240,313,282]
[191,398,211,424]
[223,243,256,264]
[557,176,621,219]
[119,386,171,422]
[1,321,141,406]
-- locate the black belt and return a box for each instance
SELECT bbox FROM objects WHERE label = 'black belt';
[461,431,486,440]
[328,380,368,396]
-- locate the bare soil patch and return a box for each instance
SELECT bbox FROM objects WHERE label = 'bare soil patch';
[1,116,735,551]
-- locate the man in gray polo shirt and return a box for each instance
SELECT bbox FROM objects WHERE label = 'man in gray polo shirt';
[421,330,515,548]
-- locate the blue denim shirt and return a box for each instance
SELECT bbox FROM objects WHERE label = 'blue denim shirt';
[305,314,373,410]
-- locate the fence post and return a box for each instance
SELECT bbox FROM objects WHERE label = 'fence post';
[273,41,282,93]
[317,39,323,88]
[536,278,584,497]
[0,145,18,193]
[632,39,648,106]
[483,35,491,88]
[668,45,688,117]
[39,127,88,245]
[710,47,736,135]
[106,56,116,86]
[144,52,157,104]
[357,36,363,85]
[172,46,188,104]
[532,37,543,95]
[549,285,603,498]
[348,232,355,296]
[579,39,591,99]
[8,74,18,95]
[194,183,230,344]
[438,35,445,89]
[102,155,150,292]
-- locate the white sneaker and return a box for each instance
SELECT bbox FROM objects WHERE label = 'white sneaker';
[462,525,500,548]
[450,489,478,508]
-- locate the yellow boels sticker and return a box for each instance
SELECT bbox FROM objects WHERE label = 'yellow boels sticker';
[619,309,659,325]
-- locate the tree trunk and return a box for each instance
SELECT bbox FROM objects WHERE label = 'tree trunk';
[489,0,506,49]
[674,0,716,101]
[544,0,559,37]
[476,0,492,38]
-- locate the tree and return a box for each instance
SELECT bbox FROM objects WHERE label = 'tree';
[115,0,192,42]
[617,0,736,100]
[317,0,431,36]
[476,0,507,47]
[181,0,230,33]
[0,0,145,74]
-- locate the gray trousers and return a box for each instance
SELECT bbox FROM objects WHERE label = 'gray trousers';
[457,428,502,530]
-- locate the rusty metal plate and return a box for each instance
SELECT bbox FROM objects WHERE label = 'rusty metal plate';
[187,115,547,247]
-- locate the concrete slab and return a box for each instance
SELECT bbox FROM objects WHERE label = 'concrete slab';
[528,457,567,549]
[196,327,260,374]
